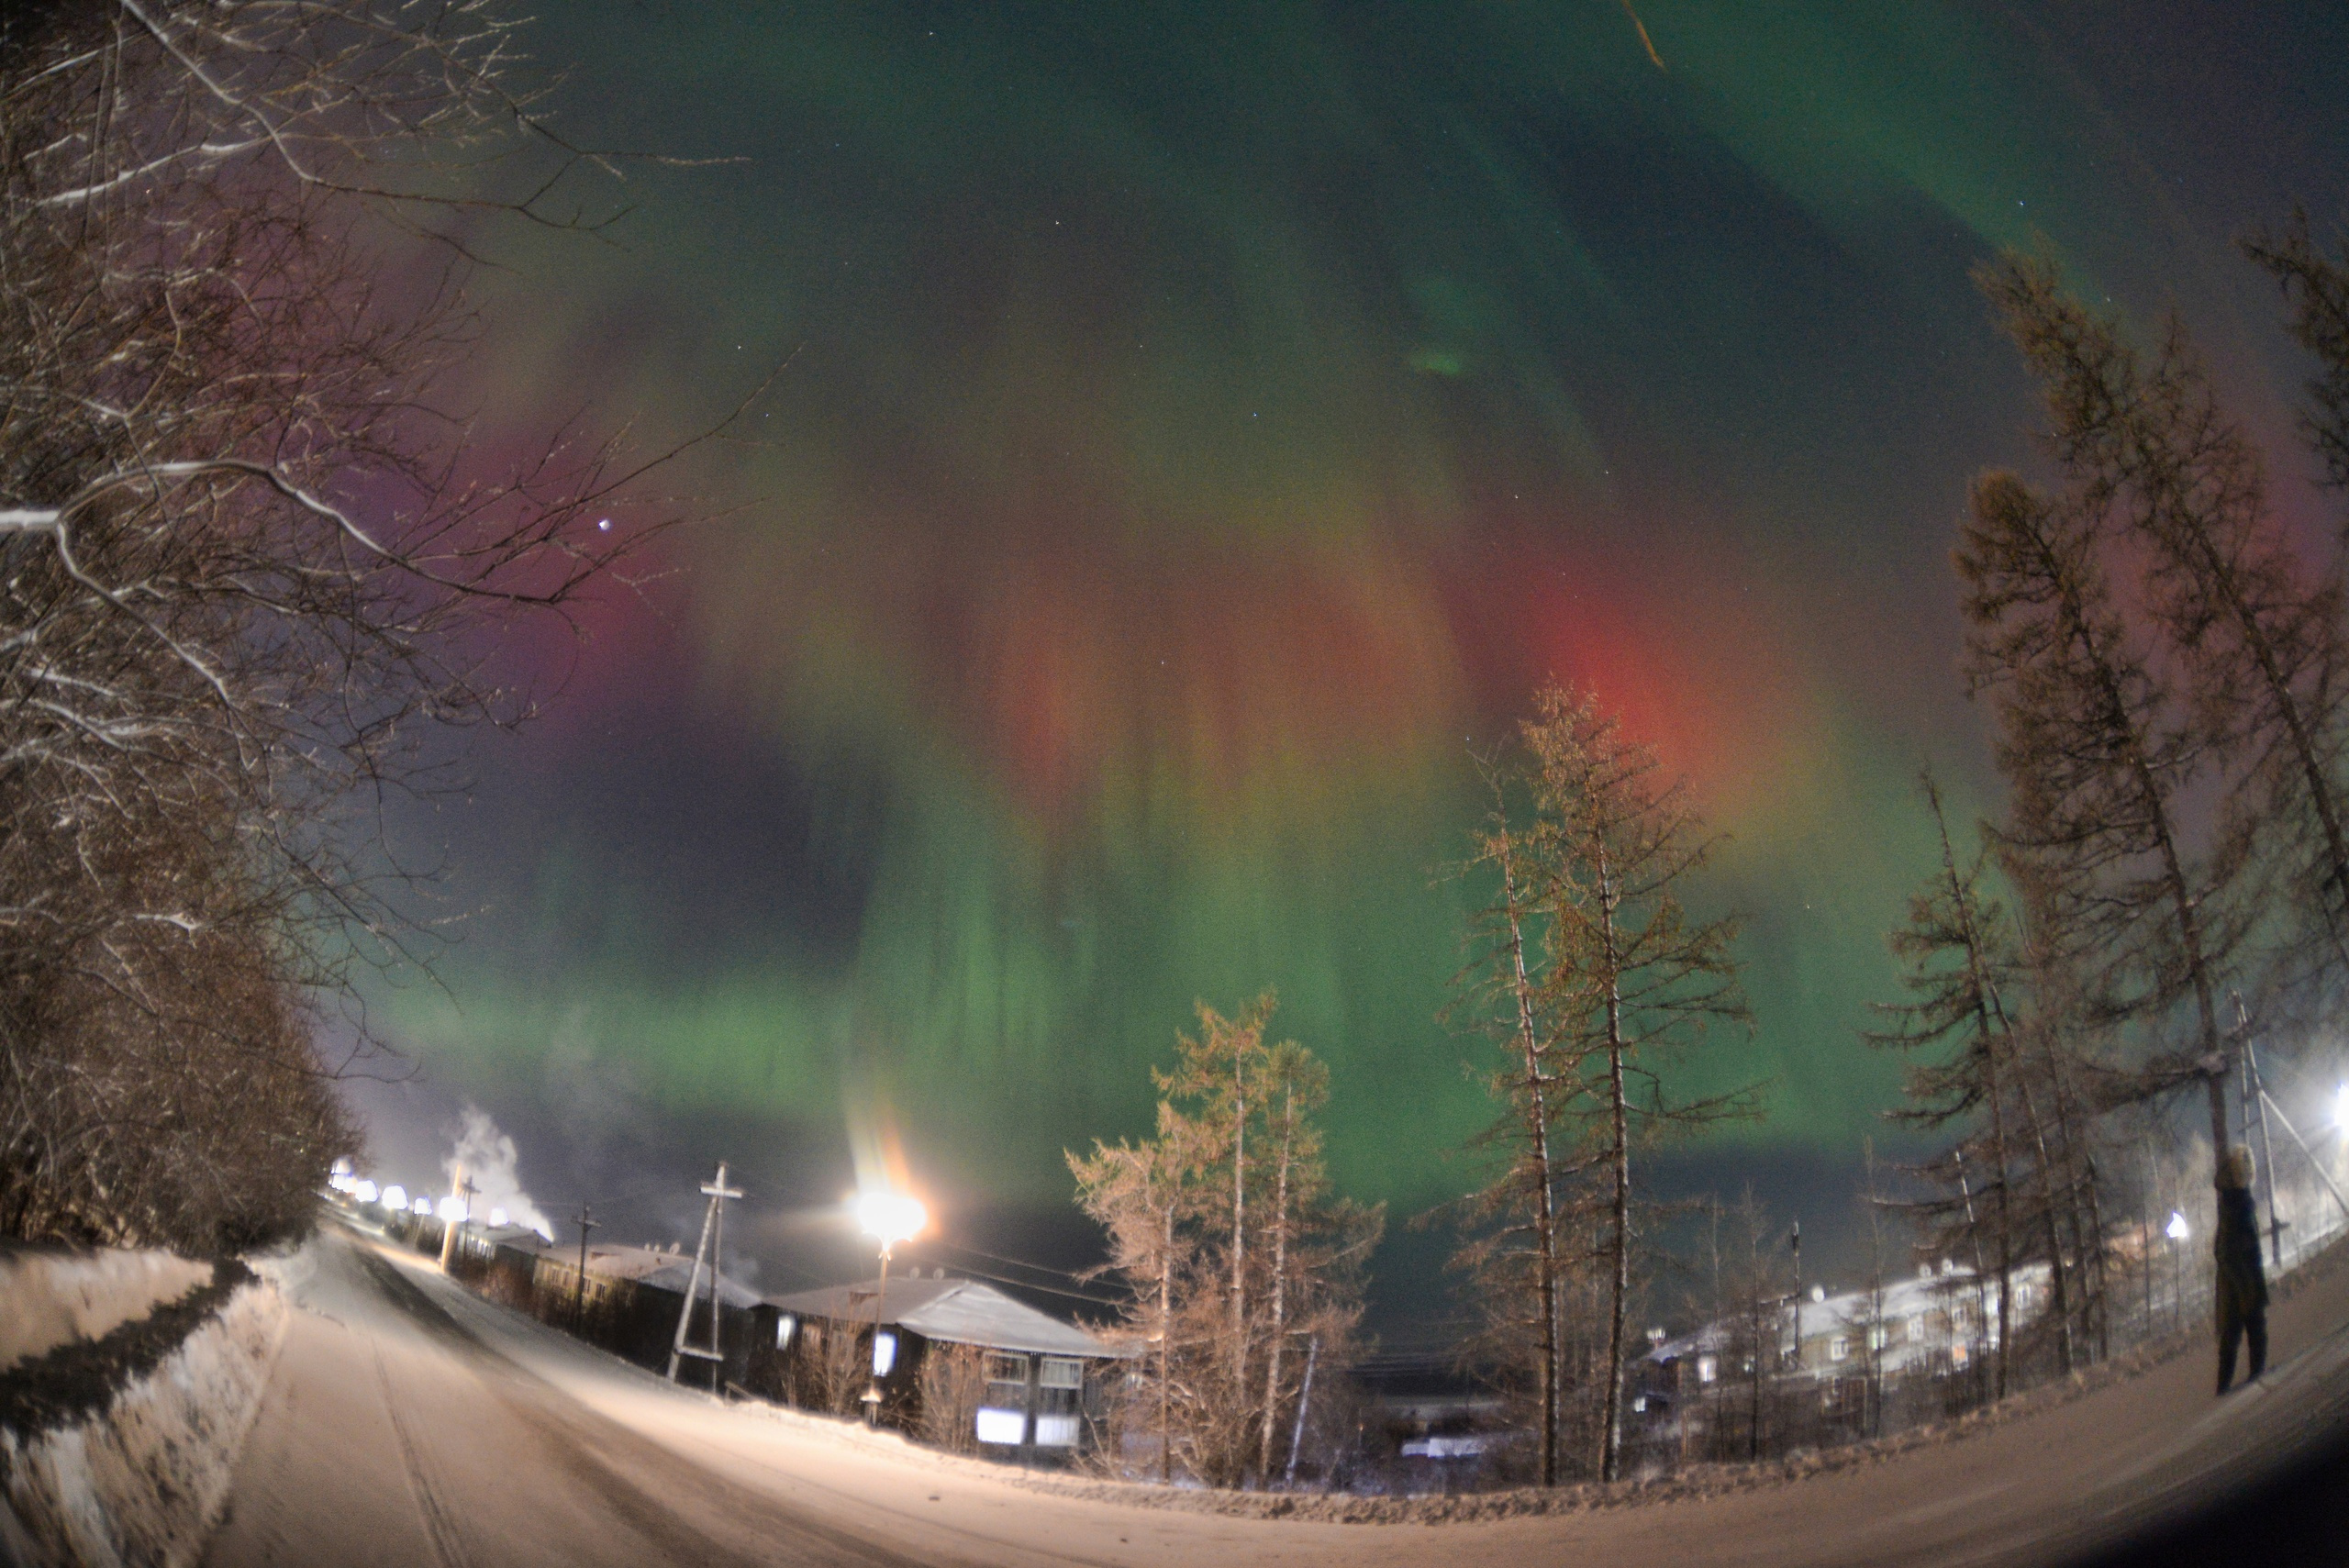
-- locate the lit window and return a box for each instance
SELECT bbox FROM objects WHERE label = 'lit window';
[1697,1354,1718,1385]
[1908,1315,1924,1342]
[873,1331,897,1377]
[1866,1326,1887,1351]
[1951,1341,1970,1369]
[1829,1335,1851,1363]
[776,1314,796,1351]
[1034,1414,1080,1447]
[974,1407,1026,1445]
[1039,1357,1083,1390]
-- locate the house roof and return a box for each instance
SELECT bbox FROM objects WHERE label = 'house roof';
[496,1234,760,1308]
[472,1223,553,1249]
[765,1275,1127,1358]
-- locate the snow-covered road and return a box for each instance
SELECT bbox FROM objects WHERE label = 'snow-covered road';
[201,1224,2349,1567]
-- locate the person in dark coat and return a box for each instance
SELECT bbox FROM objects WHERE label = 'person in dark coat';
[2214,1144,2269,1395]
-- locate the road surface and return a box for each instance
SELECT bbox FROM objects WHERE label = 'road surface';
[203,1225,2349,1567]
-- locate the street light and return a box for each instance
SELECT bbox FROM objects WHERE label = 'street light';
[854,1190,927,1426]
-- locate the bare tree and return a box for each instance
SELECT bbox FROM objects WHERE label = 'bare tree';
[2244,210,2349,505]
[1868,772,2027,1396]
[1520,684,1758,1482]
[916,1342,990,1454]
[1954,444,2241,1173]
[1435,759,1573,1484]
[0,2,711,1251]
[1068,1112,1197,1482]
[1982,254,2349,984]
[1071,996,1379,1489]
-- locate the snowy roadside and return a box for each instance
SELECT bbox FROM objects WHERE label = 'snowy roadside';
[0,1258,290,1567]
[941,1230,2349,1527]
[393,1208,2349,1542]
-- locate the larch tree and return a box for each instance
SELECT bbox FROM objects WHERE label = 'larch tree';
[2005,866,2118,1364]
[1520,684,1758,1483]
[1438,759,1573,1485]
[1156,994,1277,1481]
[1981,254,2349,983]
[1072,995,1379,1489]
[1954,451,2241,1180]
[1868,772,2025,1397]
[1068,1107,1200,1483]
[2244,210,2349,504]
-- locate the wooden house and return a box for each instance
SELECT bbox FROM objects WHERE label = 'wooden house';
[751,1273,1128,1462]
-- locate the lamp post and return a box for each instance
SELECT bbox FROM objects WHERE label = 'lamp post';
[853,1190,927,1426]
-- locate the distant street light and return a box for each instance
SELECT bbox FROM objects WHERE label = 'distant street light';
[381,1184,407,1212]
[854,1190,928,1426]
[2165,1211,2190,1242]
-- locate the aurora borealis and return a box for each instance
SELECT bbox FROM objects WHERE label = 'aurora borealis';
[358,3,2349,1306]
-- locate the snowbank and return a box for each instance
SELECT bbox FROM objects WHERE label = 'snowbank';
[0,1261,287,1567]
[0,1251,212,1374]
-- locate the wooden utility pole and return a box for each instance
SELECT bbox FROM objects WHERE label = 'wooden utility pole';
[437,1169,479,1271]
[2234,995,2287,1268]
[573,1203,599,1332]
[667,1162,744,1386]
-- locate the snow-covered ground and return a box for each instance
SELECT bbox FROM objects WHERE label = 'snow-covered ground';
[199,1222,2349,1566]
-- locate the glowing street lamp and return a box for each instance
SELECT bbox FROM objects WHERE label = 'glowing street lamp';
[2334,1083,2349,1131]
[853,1190,927,1425]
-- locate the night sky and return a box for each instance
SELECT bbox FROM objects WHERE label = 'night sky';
[347,2,2349,1321]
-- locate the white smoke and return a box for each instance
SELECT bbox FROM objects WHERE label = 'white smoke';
[444,1104,553,1240]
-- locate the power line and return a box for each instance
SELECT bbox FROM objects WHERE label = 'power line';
[921,1238,1106,1286]
[915,1258,1126,1309]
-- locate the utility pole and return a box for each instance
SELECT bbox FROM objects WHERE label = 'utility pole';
[2233,995,2287,1268]
[667,1162,744,1386]
[573,1204,600,1333]
[2250,1083,2349,1228]
[1787,1218,1801,1373]
[438,1169,479,1272]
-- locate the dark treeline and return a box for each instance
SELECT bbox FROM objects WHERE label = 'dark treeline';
[0,2,684,1255]
[1875,227,2349,1394]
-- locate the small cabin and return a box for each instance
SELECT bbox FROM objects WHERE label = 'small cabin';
[751,1273,1127,1462]
[435,1226,760,1386]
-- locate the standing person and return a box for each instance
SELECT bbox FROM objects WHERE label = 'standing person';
[2215,1146,2269,1395]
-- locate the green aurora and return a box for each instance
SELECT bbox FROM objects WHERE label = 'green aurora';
[365,4,2349,1257]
